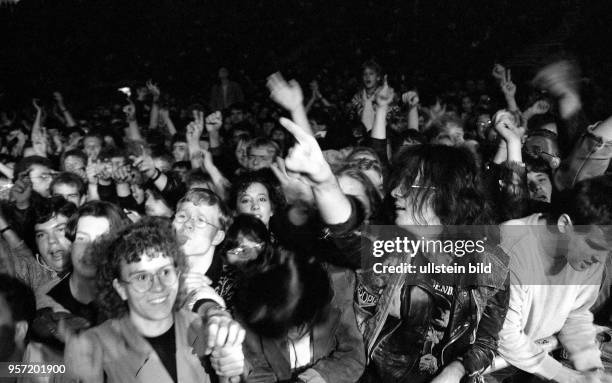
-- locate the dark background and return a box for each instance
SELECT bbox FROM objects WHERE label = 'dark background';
[0,0,610,107]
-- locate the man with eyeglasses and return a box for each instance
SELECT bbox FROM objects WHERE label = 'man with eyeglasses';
[64,218,247,382]
[172,188,231,312]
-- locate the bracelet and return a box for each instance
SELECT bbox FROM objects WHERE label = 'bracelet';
[0,226,12,235]
[150,168,162,182]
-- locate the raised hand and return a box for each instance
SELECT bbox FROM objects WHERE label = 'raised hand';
[204,314,246,356]
[500,69,516,98]
[279,117,333,185]
[186,111,205,147]
[32,98,43,113]
[146,79,161,102]
[62,319,104,382]
[52,91,65,107]
[531,99,551,115]
[493,109,525,143]
[376,75,395,107]
[492,63,506,82]
[267,72,304,112]
[402,90,420,109]
[85,154,99,185]
[270,157,315,205]
[130,152,157,179]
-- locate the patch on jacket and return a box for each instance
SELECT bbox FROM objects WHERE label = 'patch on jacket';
[356,282,380,308]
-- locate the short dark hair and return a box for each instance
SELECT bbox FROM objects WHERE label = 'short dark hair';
[185,169,214,190]
[217,214,273,269]
[171,133,188,146]
[233,248,332,338]
[60,149,87,171]
[247,137,280,158]
[50,172,86,197]
[12,156,53,182]
[32,196,77,226]
[0,273,36,324]
[98,146,126,162]
[550,175,612,227]
[362,59,383,77]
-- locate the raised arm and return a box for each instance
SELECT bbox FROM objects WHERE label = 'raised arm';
[267,72,312,136]
[279,117,351,225]
[146,80,161,130]
[371,75,394,140]
[53,91,76,127]
[402,90,420,131]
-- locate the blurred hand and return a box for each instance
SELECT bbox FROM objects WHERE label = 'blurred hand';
[267,72,304,112]
[531,99,551,115]
[500,69,516,98]
[493,110,525,144]
[130,153,156,179]
[61,319,103,382]
[204,314,246,355]
[210,344,245,379]
[270,157,315,205]
[186,111,204,147]
[52,91,65,106]
[492,63,506,82]
[402,90,420,108]
[86,156,100,185]
[146,79,161,102]
[32,98,43,113]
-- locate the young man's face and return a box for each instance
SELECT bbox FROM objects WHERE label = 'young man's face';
[63,155,86,180]
[52,183,83,207]
[362,67,380,90]
[172,201,224,256]
[83,137,102,160]
[230,109,245,124]
[71,216,111,279]
[247,147,275,171]
[565,225,610,272]
[114,254,178,323]
[29,164,55,197]
[145,191,174,218]
[172,142,188,163]
[35,214,72,273]
[527,171,552,203]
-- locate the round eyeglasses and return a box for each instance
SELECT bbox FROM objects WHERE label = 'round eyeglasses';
[174,211,220,230]
[119,265,180,293]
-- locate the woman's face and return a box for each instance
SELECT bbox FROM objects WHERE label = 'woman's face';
[235,141,249,169]
[236,182,273,227]
[226,234,264,266]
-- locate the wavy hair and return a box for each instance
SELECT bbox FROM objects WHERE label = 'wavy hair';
[95,217,187,320]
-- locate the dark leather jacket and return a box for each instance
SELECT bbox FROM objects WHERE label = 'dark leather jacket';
[327,197,510,381]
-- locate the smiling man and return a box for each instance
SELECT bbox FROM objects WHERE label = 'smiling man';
[494,175,612,383]
[64,218,246,382]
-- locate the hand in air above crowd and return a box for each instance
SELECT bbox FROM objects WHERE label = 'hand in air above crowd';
[279,117,334,186]
[267,72,304,112]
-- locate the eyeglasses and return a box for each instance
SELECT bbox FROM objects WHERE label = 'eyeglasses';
[174,211,220,230]
[227,243,264,257]
[119,265,180,293]
[30,172,56,181]
[410,185,437,190]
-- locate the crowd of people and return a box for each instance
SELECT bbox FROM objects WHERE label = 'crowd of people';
[0,56,611,383]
